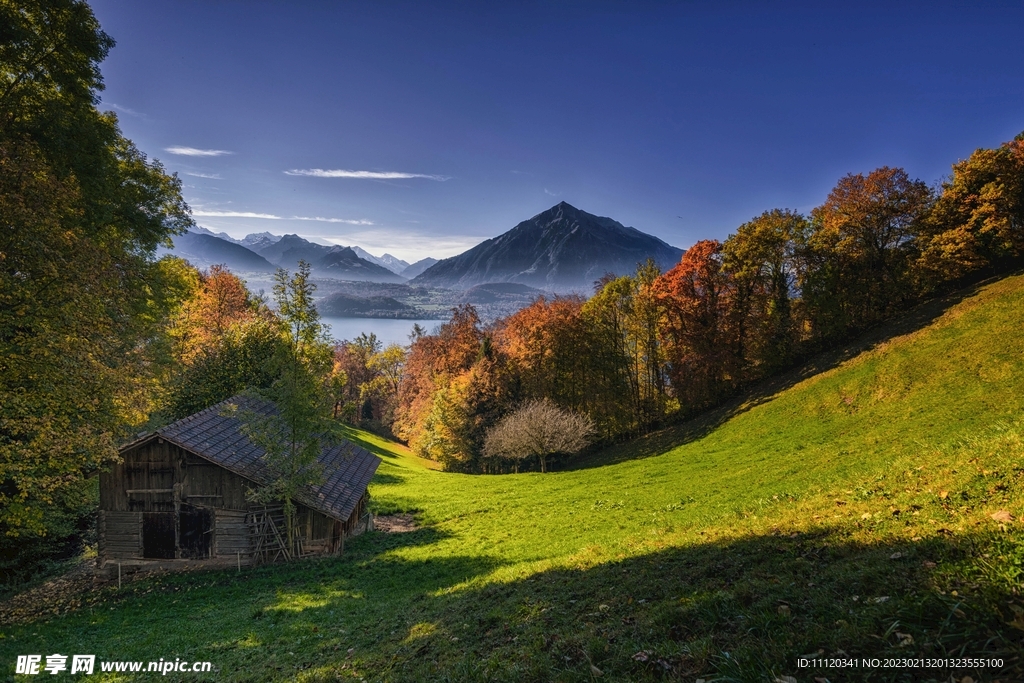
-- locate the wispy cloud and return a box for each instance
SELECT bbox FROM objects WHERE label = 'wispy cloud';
[284,169,450,181]
[325,230,482,260]
[165,146,233,157]
[106,102,145,118]
[544,188,560,196]
[294,216,375,225]
[192,210,373,225]
[185,172,223,179]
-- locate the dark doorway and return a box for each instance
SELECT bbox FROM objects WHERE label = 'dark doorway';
[142,512,175,559]
[179,504,213,559]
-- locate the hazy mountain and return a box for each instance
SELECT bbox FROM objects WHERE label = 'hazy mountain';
[410,202,682,292]
[401,257,439,279]
[190,226,238,243]
[351,247,410,275]
[318,247,408,282]
[251,234,406,282]
[239,232,281,250]
[161,232,278,272]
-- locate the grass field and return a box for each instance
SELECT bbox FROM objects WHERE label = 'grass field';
[2,275,1024,682]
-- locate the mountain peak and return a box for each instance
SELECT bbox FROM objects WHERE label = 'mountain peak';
[412,205,682,292]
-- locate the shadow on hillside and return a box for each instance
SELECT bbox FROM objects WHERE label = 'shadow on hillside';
[568,277,996,471]
[346,525,453,560]
[340,425,405,461]
[5,525,1020,682]
[351,526,1022,683]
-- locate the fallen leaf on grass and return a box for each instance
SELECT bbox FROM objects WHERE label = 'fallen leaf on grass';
[590,664,603,676]
[939,491,949,499]
[890,552,903,559]
[867,596,890,604]
[991,510,1014,523]
[775,676,798,683]
[777,605,791,616]
[923,561,937,568]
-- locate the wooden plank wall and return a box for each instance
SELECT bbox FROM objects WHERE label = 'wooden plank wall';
[215,509,251,559]
[101,440,253,513]
[99,510,142,560]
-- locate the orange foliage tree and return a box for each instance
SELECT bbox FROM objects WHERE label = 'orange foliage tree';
[918,132,1024,286]
[393,305,509,469]
[801,167,933,340]
[652,240,739,410]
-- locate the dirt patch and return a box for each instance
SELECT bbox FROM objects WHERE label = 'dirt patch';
[374,514,419,533]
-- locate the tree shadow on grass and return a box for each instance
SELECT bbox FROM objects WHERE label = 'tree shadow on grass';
[569,277,996,471]
[340,424,406,461]
[349,526,1022,683]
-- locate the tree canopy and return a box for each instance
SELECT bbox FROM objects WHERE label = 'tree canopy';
[0,0,192,550]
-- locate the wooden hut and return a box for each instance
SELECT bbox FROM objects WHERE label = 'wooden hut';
[98,395,380,571]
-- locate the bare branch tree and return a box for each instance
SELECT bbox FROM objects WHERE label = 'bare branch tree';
[483,398,595,473]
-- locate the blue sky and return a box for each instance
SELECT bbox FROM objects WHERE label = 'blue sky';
[90,1,1024,262]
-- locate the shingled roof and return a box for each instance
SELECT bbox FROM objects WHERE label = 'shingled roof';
[124,395,381,522]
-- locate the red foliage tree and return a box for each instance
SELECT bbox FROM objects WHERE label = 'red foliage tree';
[652,240,739,409]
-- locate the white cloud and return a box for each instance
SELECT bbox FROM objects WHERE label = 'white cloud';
[326,230,481,261]
[544,188,560,196]
[294,216,375,225]
[193,210,280,219]
[105,103,145,118]
[165,146,233,157]
[185,172,223,179]
[284,169,450,181]
[192,210,373,225]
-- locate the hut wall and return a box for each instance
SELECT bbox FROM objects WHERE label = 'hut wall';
[215,509,251,560]
[99,510,142,560]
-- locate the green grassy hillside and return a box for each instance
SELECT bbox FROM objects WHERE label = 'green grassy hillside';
[3,275,1024,682]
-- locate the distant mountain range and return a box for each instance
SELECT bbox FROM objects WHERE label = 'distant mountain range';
[158,232,280,273]
[410,202,682,292]
[163,229,408,283]
[167,202,681,291]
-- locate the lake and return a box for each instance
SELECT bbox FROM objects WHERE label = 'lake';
[320,317,447,347]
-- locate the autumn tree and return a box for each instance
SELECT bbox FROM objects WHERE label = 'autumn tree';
[582,261,666,434]
[721,209,806,376]
[483,399,595,473]
[333,333,383,422]
[652,240,739,410]
[495,295,588,410]
[333,333,407,430]
[917,132,1024,286]
[0,0,193,569]
[393,305,508,470]
[801,167,933,340]
[161,265,282,420]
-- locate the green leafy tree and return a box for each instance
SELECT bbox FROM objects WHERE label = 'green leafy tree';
[234,262,340,555]
[0,0,192,558]
[722,209,806,376]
